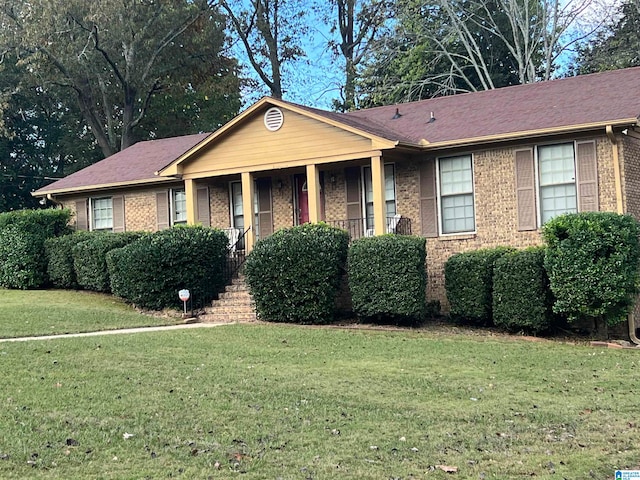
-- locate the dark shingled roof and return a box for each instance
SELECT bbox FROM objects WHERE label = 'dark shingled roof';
[35,133,209,194]
[35,67,640,195]
[344,67,640,144]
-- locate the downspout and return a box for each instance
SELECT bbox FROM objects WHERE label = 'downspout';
[606,125,640,345]
[46,194,63,208]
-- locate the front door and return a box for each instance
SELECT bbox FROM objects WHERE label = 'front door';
[295,174,309,224]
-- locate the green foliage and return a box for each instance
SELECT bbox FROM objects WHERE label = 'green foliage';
[45,231,97,289]
[347,235,427,324]
[106,226,228,310]
[493,247,555,333]
[244,223,349,324]
[73,232,145,293]
[444,247,514,324]
[542,212,640,326]
[576,0,640,73]
[0,209,71,289]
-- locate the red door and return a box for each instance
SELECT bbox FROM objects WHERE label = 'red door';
[295,174,309,224]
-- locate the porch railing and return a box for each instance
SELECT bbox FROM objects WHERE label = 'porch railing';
[222,226,251,284]
[329,216,412,241]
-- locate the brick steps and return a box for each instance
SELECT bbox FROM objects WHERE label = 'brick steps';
[200,275,256,323]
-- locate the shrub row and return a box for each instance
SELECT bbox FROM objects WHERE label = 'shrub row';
[107,226,228,310]
[73,232,145,292]
[348,235,427,325]
[0,209,71,289]
[445,247,514,325]
[244,225,430,325]
[543,212,640,334]
[244,223,350,324]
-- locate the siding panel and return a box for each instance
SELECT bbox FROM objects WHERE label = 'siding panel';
[419,159,437,237]
[156,191,170,230]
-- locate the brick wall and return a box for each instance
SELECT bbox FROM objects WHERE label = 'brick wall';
[209,180,231,229]
[272,175,294,231]
[124,190,156,231]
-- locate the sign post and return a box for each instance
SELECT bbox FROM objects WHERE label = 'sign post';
[178,289,190,317]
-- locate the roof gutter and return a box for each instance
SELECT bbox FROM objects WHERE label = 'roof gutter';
[606,124,640,346]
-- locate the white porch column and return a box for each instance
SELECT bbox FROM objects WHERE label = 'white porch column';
[241,172,256,252]
[306,164,322,223]
[371,155,386,236]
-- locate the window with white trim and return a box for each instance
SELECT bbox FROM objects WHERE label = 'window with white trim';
[171,189,187,225]
[537,143,577,224]
[362,164,396,231]
[90,197,113,231]
[438,155,475,234]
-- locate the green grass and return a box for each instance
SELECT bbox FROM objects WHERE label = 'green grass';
[1,323,639,479]
[0,289,178,338]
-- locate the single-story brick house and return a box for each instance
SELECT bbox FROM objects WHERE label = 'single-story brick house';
[35,67,640,320]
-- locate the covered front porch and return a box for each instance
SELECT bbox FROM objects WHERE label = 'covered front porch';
[183,158,414,253]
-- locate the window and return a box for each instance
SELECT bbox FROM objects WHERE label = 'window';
[363,164,396,231]
[538,143,577,224]
[229,181,260,233]
[230,182,244,230]
[91,197,113,231]
[171,189,187,225]
[438,155,475,234]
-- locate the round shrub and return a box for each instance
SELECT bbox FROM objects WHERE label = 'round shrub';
[45,231,97,289]
[348,235,427,325]
[444,246,514,325]
[73,232,146,292]
[244,223,349,324]
[543,212,640,330]
[0,209,72,289]
[493,247,555,333]
[106,226,228,310]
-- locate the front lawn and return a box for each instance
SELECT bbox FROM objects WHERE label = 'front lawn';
[0,289,178,338]
[0,323,638,479]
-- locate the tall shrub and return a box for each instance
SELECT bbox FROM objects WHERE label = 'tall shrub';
[444,247,514,324]
[0,209,71,289]
[543,212,640,335]
[493,247,555,333]
[107,226,228,310]
[348,235,427,324]
[244,223,349,324]
[73,232,145,292]
[45,231,97,289]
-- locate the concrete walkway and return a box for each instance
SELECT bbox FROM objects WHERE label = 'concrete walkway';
[0,322,232,343]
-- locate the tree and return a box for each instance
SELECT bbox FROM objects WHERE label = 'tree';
[577,0,640,73]
[358,0,611,105]
[217,0,308,99]
[325,0,393,111]
[0,0,241,158]
[0,57,100,212]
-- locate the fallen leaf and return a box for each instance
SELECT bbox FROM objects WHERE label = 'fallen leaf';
[436,464,458,473]
[66,438,79,446]
[123,433,134,440]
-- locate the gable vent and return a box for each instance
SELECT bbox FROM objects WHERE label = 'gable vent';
[264,107,284,131]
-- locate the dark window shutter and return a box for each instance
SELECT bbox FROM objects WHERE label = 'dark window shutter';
[345,167,361,221]
[112,195,125,232]
[514,149,537,231]
[196,187,211,226]
[419,159,438,237]
[576,140,598,212]
[156,191,170,230]
[75,199,88,231]
[257,179,273,237]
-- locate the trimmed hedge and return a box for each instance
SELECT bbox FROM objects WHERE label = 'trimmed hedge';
[493,247,555,333]
[244,223,349,324]
[107,226,228,310]
[45,231,97,289]
[444,247,514,324]
[543,212,640,327]
[0,209,71,289]
[73,232,146,292]
[348,235,427,324]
